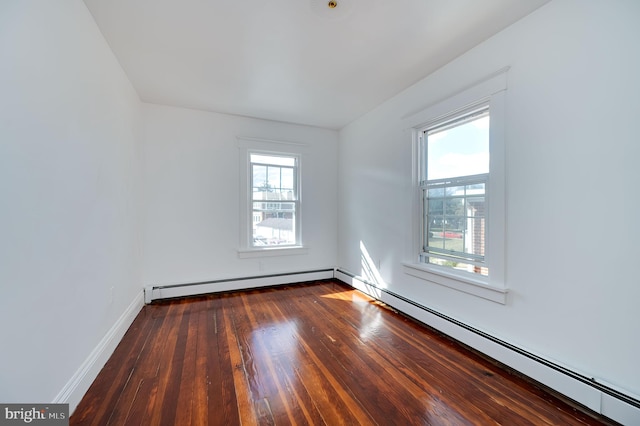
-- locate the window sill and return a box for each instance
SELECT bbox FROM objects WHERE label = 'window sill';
[237,246,308,258]
[402,262,507,304]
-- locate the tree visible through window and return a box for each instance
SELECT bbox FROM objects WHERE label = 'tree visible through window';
[250,153,299,247]
[421,106,490,276]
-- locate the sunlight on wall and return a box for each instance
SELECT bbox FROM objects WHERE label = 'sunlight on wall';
[360,240,387,289]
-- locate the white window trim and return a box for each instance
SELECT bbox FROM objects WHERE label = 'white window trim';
[237,137,308,258]
[237,246,308,258]
[403,68,508,304]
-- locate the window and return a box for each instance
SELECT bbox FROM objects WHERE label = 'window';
[420,106,490,276]
[237,137,308,258]
[249,152,300,247]
[403,69,508,303]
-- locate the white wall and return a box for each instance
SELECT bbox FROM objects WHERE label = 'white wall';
[338,0,640,400]
[142,104,338,287]
[0,1,142,405]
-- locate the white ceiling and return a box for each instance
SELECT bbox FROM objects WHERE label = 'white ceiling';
[83,0,550,129]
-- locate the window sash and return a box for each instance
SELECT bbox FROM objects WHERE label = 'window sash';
[421,173,488,265]
[419,173,488,190]
[251,165,297,199]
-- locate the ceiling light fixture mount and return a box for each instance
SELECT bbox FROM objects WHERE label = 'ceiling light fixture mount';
[310,0,356,21]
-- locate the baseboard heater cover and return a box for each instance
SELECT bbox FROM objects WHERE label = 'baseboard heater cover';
[145,268,335,302]
[334,268,640,425]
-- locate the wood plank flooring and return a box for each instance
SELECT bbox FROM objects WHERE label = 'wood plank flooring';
[71,280,614,425]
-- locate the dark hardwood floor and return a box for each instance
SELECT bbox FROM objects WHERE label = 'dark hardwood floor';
[71,280,614,425]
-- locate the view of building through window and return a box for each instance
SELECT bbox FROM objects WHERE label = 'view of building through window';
[422,107,489,275]
[250,153,298,246]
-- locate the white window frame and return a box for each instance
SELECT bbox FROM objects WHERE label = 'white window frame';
[237,137,308,258]
[420,105,490,274]
[249,151,300,246]
[402,69,508,304]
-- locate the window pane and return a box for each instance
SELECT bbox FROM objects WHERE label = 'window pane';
[445,197,464,214]
[281,167,294,190]
[428,187,445,198]
[252,202,296,246]
[252,165,267,189]
[467,182,485,195]
[447,186,466,196]
[272,189,295,201]
[427,113,489,180]
[267,166,281,188]
[426,215,444,250]
[467,199,486,258]
[428,199,443,215]
[443,229,463,252]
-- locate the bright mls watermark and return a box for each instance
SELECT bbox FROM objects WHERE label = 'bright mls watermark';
[1,404,68,425]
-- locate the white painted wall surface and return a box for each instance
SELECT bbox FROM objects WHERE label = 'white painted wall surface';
[0,1,142,404]
[142,104,338,286]
[337,0,640,399]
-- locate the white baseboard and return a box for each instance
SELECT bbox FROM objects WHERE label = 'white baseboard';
[334,269,640,425]
[145,268,335,302]
[53,291,144,414]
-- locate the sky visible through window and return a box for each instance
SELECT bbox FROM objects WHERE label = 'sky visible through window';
[427,116,489,180]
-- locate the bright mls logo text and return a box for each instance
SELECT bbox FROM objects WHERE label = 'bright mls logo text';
[2,404,68,425]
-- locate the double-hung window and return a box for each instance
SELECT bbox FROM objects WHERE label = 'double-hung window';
[249,152,300,247]
[404,69,507,303]
[420,106,490,276]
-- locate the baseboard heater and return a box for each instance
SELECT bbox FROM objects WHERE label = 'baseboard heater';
[144,268,335,303]
[334,268,640,425]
